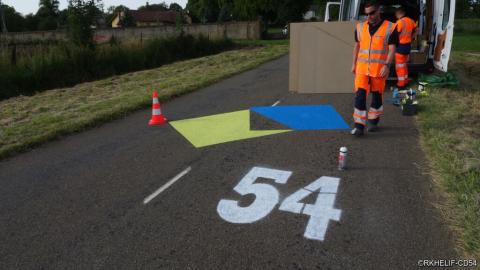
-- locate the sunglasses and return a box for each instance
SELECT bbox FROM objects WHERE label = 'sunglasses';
[365,9,378,16]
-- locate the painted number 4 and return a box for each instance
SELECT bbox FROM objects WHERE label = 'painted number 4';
[217,167,341,241]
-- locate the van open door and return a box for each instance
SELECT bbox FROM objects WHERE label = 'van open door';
[324,2,342,22]
[432,0,455,72]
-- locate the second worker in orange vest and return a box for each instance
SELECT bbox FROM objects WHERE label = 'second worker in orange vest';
[394,6,418,90]
[351,1,399,136]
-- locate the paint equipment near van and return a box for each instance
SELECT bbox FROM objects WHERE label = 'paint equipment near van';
[401,90,418,116]
[418,82,427,91]
[417,82,429,97]
[392,88,413,106]
[392,88,401,106]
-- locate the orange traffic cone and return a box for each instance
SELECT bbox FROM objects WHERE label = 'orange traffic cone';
[148,91,167,126]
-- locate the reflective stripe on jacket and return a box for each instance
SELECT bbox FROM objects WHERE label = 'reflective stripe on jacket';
[356,20,394,77]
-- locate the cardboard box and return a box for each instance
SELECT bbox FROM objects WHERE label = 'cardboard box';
[289,21,357,93]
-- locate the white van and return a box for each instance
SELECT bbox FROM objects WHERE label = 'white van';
[324,0,455,72]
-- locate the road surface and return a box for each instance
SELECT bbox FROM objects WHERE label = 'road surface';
[0,56,458,269]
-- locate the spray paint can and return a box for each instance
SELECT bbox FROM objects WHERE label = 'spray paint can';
[338,147,348,171]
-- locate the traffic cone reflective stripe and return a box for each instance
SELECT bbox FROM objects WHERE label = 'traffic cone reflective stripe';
[149,91,167,126]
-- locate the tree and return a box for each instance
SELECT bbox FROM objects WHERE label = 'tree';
[0,4,26,32]
[230,0,261,21]
[57,9,69,28]
[275,0,310,24]
[37,0,60,17]
[169,3,188,27]
[138,2,169,11]
[169,3,183,12]
[186,0,220,23]
[67,0,103,46]
[186,0,201,22]
[473,0,480,18]
[37,0,60,30]
[0,0,7,32]
[237,0,303,23]
[312,0,327,21]
[217,0,234,22]
[24,13,40,31]
[457,0,480,18]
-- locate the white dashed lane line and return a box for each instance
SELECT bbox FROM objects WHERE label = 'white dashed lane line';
[143,166,192,204]
[272,100,281,107]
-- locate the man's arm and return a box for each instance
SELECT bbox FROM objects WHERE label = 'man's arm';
[380,27,399,78]
[352,42,359,74]
[386,44,396,65]
[412,27,419,41]
[380,44,396,78]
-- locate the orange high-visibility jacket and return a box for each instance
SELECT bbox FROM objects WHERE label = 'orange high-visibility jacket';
[396,16,416,44]
[356,20,395,77]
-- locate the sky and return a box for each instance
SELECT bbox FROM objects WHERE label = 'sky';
[2,0,188,16]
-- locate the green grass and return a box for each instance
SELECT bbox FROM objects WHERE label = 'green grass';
[233,39,289,46]
[417,88,480,257]
[0,43,289,159]
[453,32,480,52]
[417,33,480,259]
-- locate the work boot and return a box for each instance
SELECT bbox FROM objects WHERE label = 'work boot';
[350,127,364,137]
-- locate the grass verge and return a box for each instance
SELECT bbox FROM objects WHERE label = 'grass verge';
[416,48,480,259]
[234,39,289,46]
[0,43,289,159]
[453,32,480,52]
[0,35,234,100]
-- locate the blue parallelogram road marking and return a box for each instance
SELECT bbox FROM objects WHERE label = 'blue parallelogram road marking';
[251,105,350,130]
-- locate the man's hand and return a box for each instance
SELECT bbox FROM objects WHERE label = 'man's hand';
[379,65,390,78]
[351,63,356,74]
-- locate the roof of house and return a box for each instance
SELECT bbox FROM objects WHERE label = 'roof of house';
[129,10,178,24]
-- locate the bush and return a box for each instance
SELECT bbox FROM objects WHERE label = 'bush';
[0,34,234,100]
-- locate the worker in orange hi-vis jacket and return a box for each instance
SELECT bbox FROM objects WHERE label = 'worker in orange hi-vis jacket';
[394,6,418,90]
[350,1,398,136]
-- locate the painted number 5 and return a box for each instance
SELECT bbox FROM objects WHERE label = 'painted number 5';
[217,167,292,223]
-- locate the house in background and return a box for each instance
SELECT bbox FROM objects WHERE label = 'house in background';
[112,10,191,28]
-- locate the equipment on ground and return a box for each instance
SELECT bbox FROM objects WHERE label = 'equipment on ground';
[338,147,348,170]
[401,89,418,116]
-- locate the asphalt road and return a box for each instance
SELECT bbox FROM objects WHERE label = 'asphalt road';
[0,55,459,269]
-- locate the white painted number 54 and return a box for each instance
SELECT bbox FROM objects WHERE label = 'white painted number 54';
[217,167,342,241]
